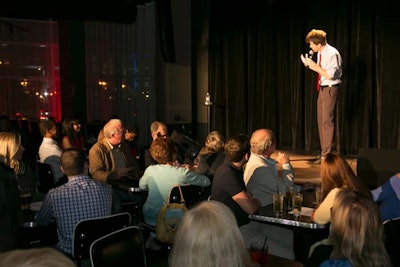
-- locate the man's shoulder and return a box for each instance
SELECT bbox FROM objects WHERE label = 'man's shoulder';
[89,139,109,152]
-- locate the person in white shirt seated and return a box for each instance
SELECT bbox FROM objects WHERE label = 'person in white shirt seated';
[38,119,66,185]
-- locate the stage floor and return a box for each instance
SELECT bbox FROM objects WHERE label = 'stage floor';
[274,150,358,185]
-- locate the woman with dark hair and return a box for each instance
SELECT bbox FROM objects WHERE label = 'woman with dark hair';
[61,117,85,151]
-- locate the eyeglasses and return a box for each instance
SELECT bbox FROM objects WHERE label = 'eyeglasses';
[157,132,168,138]
[73,123,81,127]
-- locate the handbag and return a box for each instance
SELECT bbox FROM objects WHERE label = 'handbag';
[156,184,188,243]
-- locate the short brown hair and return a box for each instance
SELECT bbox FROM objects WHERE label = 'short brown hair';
[305,29,327,46]
[61,148,86,176]
[150,137,177,164]
[224,134,250,163]
[39,119,56,137]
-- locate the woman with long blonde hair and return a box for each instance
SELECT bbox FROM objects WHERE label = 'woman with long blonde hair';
[0,132,22,252]
[0,131,22,174]
[320,188,391,267]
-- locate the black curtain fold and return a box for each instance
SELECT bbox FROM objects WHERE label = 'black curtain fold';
[206,0,400,155]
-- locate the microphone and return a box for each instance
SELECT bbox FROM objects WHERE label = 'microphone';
[308,50,314,58]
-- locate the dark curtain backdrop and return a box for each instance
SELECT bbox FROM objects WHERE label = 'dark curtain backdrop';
[206,0,400,156]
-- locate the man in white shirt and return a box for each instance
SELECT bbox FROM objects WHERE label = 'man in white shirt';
[38,119,66,185]
[241,128,295,260]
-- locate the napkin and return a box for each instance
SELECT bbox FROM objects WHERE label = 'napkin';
[288,207,314,217]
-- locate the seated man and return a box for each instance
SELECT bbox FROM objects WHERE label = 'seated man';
[38,119,66,185]
[211,133,261,227]
[142,121,184,168]
[35,148,112,256]
[89,118,141,213]
[371,172,400,221]
[241,128,295,260]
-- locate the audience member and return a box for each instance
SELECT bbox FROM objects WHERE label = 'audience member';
[90,118,141,182]
[315,188,391,267]
[194,130,225,179]
[61,117,86,151]
[38,119,66,185]
[139,137,210,249]
[143,121,169,167]
[0,247,76,267]
[36,148,112,256]
[141,120,185,168]
[241,128,295,259]
[0,115,39,170]
[124,123,139,158]
[211,133,261,227]
[89,118,141,213]
[244,128,294,203]
[0,134,21,252]
[312,152,371,224]
[371,172,400,221]
[169,200,257,267]
[0,131,38,201]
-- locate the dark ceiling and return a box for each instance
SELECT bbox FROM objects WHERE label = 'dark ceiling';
[0,0,153,23]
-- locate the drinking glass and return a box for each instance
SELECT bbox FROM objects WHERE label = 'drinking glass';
[314,186,323,206]
[273,192,284,217]
[285,186,294,211]
[292,193,303,217]
[250,241,268,265]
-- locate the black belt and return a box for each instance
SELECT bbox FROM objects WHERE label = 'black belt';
[320,83,340,89]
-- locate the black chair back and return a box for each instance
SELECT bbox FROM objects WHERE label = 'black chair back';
[36,161,55,194]
[72,212,131,266]
[383,217,400,266]
[90,226,146,267]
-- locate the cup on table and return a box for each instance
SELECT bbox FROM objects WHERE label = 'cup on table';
[314,186,323,206]
[250,240,268,266]
[272,192,284,217]
[285,187,294,211]
[19,186,32,210]
[292,193,303,216]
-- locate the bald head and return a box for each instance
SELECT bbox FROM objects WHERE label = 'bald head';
[103,119,124,145]
[250,129,275,155]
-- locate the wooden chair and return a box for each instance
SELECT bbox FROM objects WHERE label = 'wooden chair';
[383,217,400,266]
[90,225,146,267]
[72,212,131,267]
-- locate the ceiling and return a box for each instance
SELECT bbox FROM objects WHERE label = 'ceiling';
[0,0,153,23]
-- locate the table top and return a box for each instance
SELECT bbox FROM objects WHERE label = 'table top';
[249,194,328,230]
[265,253,304,267]
[109,176,141,193]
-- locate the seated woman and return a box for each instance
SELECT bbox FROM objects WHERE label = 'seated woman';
[314,188,391,267]
[61,117,86,151]
[194,130,225,179]
[371,172,400,221]
[169,200,257,267]
[139,137,211,248]
[0,132,23,252]
[311,152,371,224]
